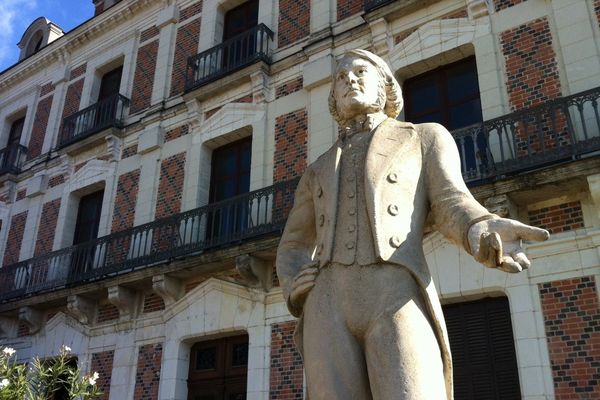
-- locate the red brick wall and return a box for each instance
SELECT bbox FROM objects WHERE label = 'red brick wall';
[495,0,526,12]
[111,169,140,233]
[500,17,562,111]
[130,40,159,114]
[165,125,189,142]
[70,64,87,80]
[28,94,54,159]
[122,144,138,159]
[155,153,186,218]
[170,6,201,97]
[34,198,61,257]
[3,211,28,265]
[94,1,104,16]
[61,66,86,132]
[17,322,30,337]
[142,292,165,313]
[90,350,114,400]
[15,190,26,202]
[48,174,65,188]
[273,109,307,183]
[528,201,584,234]
[278,0,310,47]
[97,303,119,323]
[140,26,159,42]
[40,82,55,97]
[180,1,203,20]
[270,321,304,400]
[538,276,600,399]
[134,343,163,400]
[595,0,600,29]
[337,0,363,21]
[276,77,303,99]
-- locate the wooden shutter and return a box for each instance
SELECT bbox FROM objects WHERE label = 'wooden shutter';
[443,297,521,400]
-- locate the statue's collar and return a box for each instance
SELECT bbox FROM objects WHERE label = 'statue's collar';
[339,113,388,140]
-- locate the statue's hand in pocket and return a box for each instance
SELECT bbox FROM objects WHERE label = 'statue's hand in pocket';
[289,261,320,314]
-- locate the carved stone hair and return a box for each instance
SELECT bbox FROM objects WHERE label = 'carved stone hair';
[328,49,403,128]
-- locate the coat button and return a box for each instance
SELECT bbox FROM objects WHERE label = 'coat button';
[348,224,356,233]
[348,207,356,216]
[317,187,323,198]
[348,191,355,198]
[389,236,401,248]
[387,172,398,183]
[346,241,355,249]
[388,204,399,216]
[319,214,325,226]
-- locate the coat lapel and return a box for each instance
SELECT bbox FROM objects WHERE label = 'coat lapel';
[364,119,416,250]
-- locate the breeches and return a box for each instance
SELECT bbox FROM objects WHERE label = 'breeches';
[302,263,446,400]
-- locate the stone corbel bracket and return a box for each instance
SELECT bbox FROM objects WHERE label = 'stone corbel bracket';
[235,254,273,292]
[250,71,273,104]
[467,0,492,20]
[152,274,184,306]
[0,316,19,338]
[484,194,515,218]
[67,295,97,325]
[107,285,137,320]
[18,306,43,334]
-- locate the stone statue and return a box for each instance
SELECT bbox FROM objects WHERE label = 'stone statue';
[275,49,549,400]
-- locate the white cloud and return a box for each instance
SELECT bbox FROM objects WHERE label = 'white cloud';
[0,0,38,70]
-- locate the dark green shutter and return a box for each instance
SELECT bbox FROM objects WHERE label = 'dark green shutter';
[443,297,521,400]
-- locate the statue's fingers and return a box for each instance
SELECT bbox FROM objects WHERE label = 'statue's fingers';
[498,256,522,273]
[511,250,531,270]
[292,273,317,289]
[512,221,550,242]
[488,232,503,266]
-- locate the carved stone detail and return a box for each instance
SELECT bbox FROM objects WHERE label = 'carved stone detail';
[105,135,122,161]
[466,0,492,20]
[18,306,43,334]
[369,18,389,56]
[0,316,18,338]
[152,274,184,306]
[250,71,272,104]
[67,295,97,325]
[484,194,515,218]
[235,254,272,291]
[107,285,137,320]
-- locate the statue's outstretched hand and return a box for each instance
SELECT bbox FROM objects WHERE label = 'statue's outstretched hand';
[468,218,549,273]
[289,261,319,312]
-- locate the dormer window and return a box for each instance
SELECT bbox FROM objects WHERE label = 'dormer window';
[17,17,64,61]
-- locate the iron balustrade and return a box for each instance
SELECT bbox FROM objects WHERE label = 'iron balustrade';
[0,144,27,175]
[186,24,274,92]
[59,93,129,147]
[452,87,600,183]
[0,178,299,303]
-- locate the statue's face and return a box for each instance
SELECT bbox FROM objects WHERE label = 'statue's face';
[334,56,382,118]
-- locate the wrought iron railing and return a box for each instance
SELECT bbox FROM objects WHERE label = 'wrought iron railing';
[0,178,299,303]
[0,144,27,175]
[364,0,395,12]
[186,24,274,92]
[59,93,129,148]
[452,87,600,183]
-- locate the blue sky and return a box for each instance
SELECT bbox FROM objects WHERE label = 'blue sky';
[0,0,94,72]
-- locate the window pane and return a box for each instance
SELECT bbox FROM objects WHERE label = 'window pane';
[447,62,479,101]
[406,79,440,115]
[231,343,248,367]
[448,99,482,130]
[413,111,443,125]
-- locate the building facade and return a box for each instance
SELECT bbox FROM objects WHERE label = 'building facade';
[0,0,599,399]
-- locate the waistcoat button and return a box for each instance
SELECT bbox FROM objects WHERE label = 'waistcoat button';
[387,172,398,183]
[388,204,399,216]
[389,236,401,248]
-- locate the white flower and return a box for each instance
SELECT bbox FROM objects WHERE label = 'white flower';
[2,348,15,356]
[88,372,99,386]
[0,378,9,389]
[61,345,72,353]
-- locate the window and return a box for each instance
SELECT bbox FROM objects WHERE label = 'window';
[98,66,123,102]
[222,0,259,69]
[69,190,104,281]
[404,57,486,178]
[443,297,521,400]
[207,138,251,242]
[1,116,26,173]
[188,335,248,400]
[7,117,25,148]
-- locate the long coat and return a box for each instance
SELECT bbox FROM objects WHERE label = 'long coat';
[276,118,494,399]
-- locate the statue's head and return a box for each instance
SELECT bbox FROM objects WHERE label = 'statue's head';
[329,49,403,127]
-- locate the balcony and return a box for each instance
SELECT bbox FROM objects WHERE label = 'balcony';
[58,93,129,148]
[364,0,395,12]
[452,87,600,184]
[185,23,274,93]
[0,144,27,175]
[0,178,298,304]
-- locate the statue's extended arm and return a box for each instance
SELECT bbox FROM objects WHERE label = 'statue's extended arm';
[276,171,318,317]
[423,123,548,271]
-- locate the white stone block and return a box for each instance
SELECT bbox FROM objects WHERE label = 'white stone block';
[137,126,164,154]
[303,54,335,90]
[156,4,179,28]
[26,174,48,198]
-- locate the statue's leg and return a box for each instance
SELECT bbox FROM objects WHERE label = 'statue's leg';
[363,276,446,400]
[302,266,372,400]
